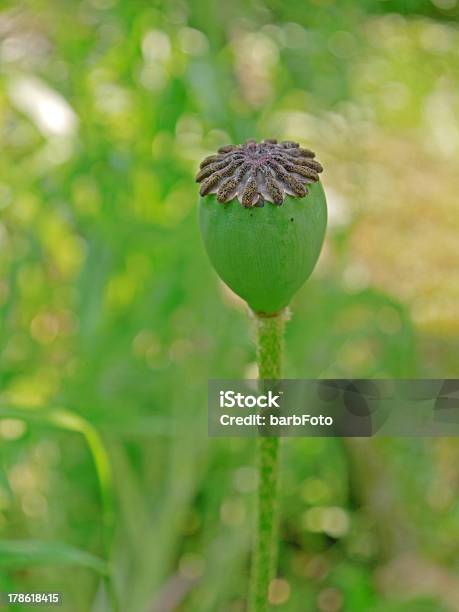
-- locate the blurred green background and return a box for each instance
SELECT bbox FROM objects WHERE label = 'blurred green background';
[1,0,459,610]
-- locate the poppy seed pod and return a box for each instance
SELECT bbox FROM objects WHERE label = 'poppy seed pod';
[197,139,327,315]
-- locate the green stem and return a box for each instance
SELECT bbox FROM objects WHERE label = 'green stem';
[250,312,285,612]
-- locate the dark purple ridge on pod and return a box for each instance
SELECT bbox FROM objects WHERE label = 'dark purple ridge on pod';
[196,139,323,207]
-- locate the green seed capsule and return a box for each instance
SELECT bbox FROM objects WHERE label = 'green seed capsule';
[199,182,327,314]
[197,139,327,315]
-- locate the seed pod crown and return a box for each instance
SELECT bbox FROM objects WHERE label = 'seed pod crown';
[196,138,323,208]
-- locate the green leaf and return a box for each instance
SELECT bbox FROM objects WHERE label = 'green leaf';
[0,540,108,575]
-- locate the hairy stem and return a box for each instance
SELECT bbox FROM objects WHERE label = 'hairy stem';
[250,312,285,612]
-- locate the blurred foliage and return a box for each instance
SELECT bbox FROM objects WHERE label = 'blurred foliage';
[0,0,459,610]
